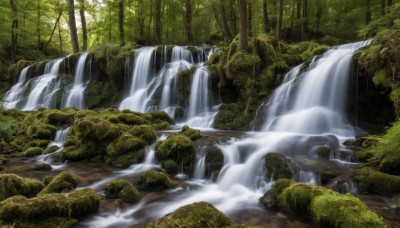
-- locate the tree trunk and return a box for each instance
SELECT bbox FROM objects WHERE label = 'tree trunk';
[58,16,63,51]
[10,0,18,62]
[316,3,322,31]
[247,0,252,33]
[185,0,193,42]
[44,12,62,51]
[387,0,393,13]
[67,0,79,53]
[366,0,371,25]
[291,0,295,28]
[37,0,41,50]
[238,0,248,51]
[263,0,271,33]
[155,0,162,43]
[277,0,283,40]
[108,5,112,42]
[219,2,233,43]
[229,0,238,35]
[381,0,386,15]
[137,0,145,40]
[79,0,87,50]
[119,0,125,47]
[302,0,308,40]
[297,0,301,19]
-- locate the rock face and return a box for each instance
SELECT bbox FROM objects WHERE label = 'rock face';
[147,202,233,228]
[264,153,293,181]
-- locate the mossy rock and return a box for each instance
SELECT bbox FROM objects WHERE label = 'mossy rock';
[33,163,52,171]
[23,147,44,157]
[104,179,140,203]
[316,146,331,159]
[0,156,7,165]
[46,110,74,125]
[259,179,384,227]
[225,52,261,86]
[264,153,293,181]
[205,146,224,181]
[148,202,233,228]
[311,193,385,228]
[155,134,196,176]
[61,145,86,161]
[38,171,79,195]
[144,111,175,124]
[129,125,157,143]
[0,188,100,224]
[378,151,400,175]
[27,123,57,140]
[135,170,171,191]
[163,160,179,175]
[107,135,146,158]
[180,125,202,140]
[43,145,60,154]
[42,175,55,186]
[24,139,50,150]
[213,103,245,130]
[352,167,400,194]
[117,113,149,125]
[108,149,145,168]
[0,174,45,201]
[74,117,121,142]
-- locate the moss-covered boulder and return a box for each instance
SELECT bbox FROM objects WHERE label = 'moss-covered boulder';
[105,179,140,203]
[0,188,100,225]
[264,153,293,181]
[0,174,45,201]
[259,179,384,227]
[129,124,157,143]
[42,175,55,185]
[33,163,52,171]
[155,134,196,176]
[205,146,224,181]
[163,159,179,175]
[315,146,331,159]
[144,111,175,125]
[214,103,245,130]
[43,145,59,154]
[352,167,400,194]
[23,147,43,157]
[73,117,120,142]
[27,123,57,140]
[135,170,170,191]
[38,171,79,195]
[45,110,75,125]
[180,125,202,140]
[148,202,233,228]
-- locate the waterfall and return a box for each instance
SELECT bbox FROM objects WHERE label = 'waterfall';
[3,66,30,109]
[36,127,70,169]
[187,67,210,119]
[63,52,91,109]
[22,59,63,110]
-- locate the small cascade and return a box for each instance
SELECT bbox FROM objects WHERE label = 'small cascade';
[3,66,30,109]
[23,59,64,110]
[119,47,156,112]
[63,52,91,109]
[36,127,70,169]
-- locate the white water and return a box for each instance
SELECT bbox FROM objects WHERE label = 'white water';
[36,127,70,170]
[63,52,90,109]
[3,66,30,109]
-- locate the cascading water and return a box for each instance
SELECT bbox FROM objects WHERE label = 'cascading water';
[3,66,30,109]
[36,127,70,169]
[63,52,91,109]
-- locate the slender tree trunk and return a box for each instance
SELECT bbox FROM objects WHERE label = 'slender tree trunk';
[58,16,63,51]
[381,0,386,15]
[219,2,233,43]
[10,0,18,62]
[302,0,308,40]
[247,1,252,33]
[291,0,295,28]
[44,12,62,51]
[228,0,237,35]
[118,0,125,47]
[137,0,145,40]
[155,0,162,43]
[297,0,301,19]
[316,3,322,31]
[263,0,271,33]
[147,0,153,42]
[79,0,87,50]
[185,0,193,42]
[238,0,248,51]
[108,6,112,42]
[37,0,41,50]
[277,0,283,40]
[366,0,371,25]
[67,0,79,53]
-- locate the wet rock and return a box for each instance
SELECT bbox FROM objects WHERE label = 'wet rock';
[352,167,400,194]
[163,159,179,175]
[148,202,233,227]
[0,174,45,201]
[23,147,43,157]
[205,146,224,181]
[33,163,52,171]
[43,145,59,154]
[38,171,79,195]
[105,179,140,203]
[264,153,293,181]
[135,170,170,191]
[26,123,57,140]
[315,146,331,159]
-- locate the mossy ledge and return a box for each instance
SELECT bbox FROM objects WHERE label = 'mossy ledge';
[259,179,384,227]
[0,174,45,201]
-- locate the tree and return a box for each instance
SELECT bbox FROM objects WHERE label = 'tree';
[238,0,248,51]
[155,0,162,43]
[10,0,18,62]
[37,0,41,50]
[219,1,233,43]
[277,0,283,40]
[263,0,271,33]
[302,0,308,40]
[185,0,193,42]
[118,0,124,47]
[67,0,79,53]
[78,0,88,50]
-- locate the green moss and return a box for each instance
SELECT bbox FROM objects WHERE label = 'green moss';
[45,110,75,125]
[117,113,149,125]
[264,153,293,181]
[311,193,385,228]
[38,171,79,195]
[105,179,140,203]
[155,134,196,176]
[0,174,45,201]
[42,175,55,185]
[225,52,261,87]
[148,202,233,228]
[26,123,57,140]
[129,125,157,143]
[180,125,202,140]
[214,103,245,130]
[144,111,175,124]
[205,146,224,181]
[23,147,43,157]
[43,145,60,154]
[33,163,52,171]
[74,117,121,142]
[135,170,170,191]
[163,160,179,175]
[0,188,100,224]
[352,167,400,194]
[107,135,146,157]
[24,139,50,150]
[108,149,145,168]
[316,146,331,159]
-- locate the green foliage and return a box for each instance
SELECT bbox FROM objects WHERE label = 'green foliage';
[214,103,245,130]
[148,202,233,228]
[352,167,400,194]
[104,179,140,203]
[135,170,171,191]
[0,174,45,201]
[38,171,79,195]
